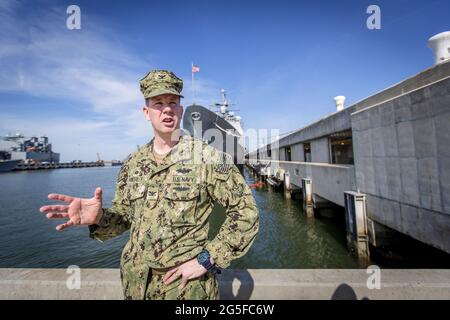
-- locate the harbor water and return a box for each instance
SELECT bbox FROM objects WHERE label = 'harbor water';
[0,167,448,269]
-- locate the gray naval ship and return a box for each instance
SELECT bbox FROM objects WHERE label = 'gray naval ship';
[0,134,60,172]
[182,89,245,173]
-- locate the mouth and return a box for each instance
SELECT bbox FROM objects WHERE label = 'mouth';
[161,117,175,127]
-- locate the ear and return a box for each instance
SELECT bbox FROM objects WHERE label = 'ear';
[142,105,151,122]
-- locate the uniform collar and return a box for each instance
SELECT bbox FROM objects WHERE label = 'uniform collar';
[147,130,192,167]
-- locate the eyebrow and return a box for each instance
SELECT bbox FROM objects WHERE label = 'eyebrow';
[153,97,178,102]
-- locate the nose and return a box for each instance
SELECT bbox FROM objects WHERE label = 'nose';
[161,104,175,115]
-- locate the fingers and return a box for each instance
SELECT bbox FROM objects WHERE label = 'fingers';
[163,269,190,289]
[163,268,181,285]
[40,205,69,220]
[56,220,74,231]
[163,268,174,283]
[45,213,70,219]
[48,193,74,203]
[94,187,102,200]
[179,276,188,290]
[40,205,69,213]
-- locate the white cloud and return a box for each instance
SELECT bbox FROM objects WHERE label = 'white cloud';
[0,5,145,111]
[0,3,244,161]
[0,3,157,160]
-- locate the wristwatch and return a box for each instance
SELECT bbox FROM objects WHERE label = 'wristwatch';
[197,249,221,275]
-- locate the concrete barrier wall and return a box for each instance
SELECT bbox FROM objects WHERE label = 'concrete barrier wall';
[1,268,449,300]
[351,76,450,253]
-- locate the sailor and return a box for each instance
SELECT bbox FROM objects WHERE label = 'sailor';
[39,70,259,300]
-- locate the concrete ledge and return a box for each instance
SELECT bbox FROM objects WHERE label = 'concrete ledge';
[1,269,449,300]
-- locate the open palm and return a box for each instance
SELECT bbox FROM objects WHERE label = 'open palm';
[40,187,103,231]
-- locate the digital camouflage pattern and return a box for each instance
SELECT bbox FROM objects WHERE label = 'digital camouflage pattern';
[89,133,259,300]
[139,70,184,99]
[145,272,219,300]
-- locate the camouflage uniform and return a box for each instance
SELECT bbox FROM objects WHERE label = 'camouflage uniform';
[89,134,259,299]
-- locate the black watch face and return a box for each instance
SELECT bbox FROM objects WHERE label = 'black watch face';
[198,251,210,264]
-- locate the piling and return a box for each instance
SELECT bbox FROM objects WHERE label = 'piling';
[284,172,291,199]
[301,178,314,218]
[344,191,370,263]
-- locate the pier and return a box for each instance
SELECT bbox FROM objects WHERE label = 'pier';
[247,59,450,260]
[4,160,123,172]
[13,161,105,171]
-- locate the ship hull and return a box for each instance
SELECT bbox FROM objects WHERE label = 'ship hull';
[0,160,21,173]
[183,104,244,173]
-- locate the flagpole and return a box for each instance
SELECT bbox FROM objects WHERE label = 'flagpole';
[191,61,195,104]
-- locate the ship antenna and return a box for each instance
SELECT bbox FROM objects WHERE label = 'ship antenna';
[220,89,228,114]
[221,89,227,106]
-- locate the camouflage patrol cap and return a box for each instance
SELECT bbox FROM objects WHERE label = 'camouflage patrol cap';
[139,70,184,99]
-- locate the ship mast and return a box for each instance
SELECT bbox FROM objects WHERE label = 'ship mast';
[220,89,228,115]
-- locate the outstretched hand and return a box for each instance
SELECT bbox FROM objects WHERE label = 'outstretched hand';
[39,187,103,231]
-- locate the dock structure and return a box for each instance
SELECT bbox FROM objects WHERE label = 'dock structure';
[247,57,450,258]
[13,161,106,171]
[2,160,124,172]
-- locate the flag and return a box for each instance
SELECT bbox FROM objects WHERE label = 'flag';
[192,65,200,73]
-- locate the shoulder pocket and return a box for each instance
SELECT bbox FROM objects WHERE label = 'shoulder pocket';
[127,185,147,222]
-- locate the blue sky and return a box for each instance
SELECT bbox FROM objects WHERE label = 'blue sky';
[0,0,449,161]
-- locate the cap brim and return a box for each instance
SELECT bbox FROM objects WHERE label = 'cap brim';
[145,89,184,99]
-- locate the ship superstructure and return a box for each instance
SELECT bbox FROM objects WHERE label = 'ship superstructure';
[183,89,245,173]
[0,134,60,164]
